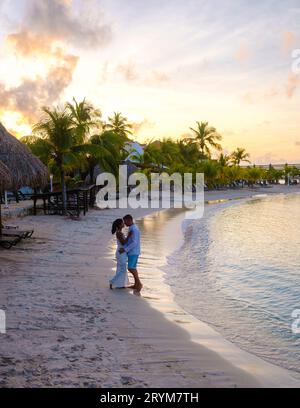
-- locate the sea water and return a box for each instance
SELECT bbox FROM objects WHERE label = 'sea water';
[166,194,300,374]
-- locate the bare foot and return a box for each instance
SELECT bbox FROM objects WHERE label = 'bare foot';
[135,283,143,293]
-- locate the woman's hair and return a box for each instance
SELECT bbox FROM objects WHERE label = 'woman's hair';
[111,218,123,235]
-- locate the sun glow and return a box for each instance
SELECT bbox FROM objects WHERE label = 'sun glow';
[0,111,32,138]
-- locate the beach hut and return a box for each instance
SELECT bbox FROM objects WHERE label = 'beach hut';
[0,123,48,190]
[0,160,12,238]
[0,123,48,243]
[0,160,11,190]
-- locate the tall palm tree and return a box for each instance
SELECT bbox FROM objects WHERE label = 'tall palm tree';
[231,147,250,166]
[178,139,202,166]
[30,107,75,215]
[189,121,222,158]
[66,98,102,144]
[105,112,133,140]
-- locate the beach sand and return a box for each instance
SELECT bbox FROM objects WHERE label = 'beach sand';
[0,185,299,388]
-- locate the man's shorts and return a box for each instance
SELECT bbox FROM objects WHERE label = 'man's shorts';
[128,255,139,269]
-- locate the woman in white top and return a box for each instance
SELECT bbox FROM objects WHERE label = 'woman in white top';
[109,219,130,289]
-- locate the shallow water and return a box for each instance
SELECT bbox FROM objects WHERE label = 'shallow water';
[166,194,300,374]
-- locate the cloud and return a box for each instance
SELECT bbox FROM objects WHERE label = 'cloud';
[223,130,237,136]
[100,61,169,86]
[252,152,288,165]
[235,43,251,64]
[285,73,300,98]
[281,31,297,55]
[2,30,79,124]
[242,78,297,103]
[23,0,111,48]
[0,52,78,123]
[149,70,169,83]
[1,0,112,133]
[116,62,139,82]
[258,121,271,127]
[180,133,193,140]
[7,30,55,57]
[242,92,255,104]
[132,119,155,134]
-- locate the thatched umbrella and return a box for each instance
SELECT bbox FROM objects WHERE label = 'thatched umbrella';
[0,123,48,190]
[0,160,11,190]
[0,160,12,236]
[0,123,48,237]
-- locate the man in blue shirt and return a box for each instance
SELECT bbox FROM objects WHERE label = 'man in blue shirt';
[119,214,143,292]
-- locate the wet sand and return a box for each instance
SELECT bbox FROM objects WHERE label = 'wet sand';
[0,185,299,387]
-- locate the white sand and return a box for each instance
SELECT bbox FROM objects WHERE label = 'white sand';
[0,184,299,388]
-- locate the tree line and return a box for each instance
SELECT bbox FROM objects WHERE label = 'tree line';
[22,99,299,212]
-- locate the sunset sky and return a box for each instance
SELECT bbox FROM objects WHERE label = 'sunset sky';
[0,0,299,164]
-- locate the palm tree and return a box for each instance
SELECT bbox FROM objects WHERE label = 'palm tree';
[246,166,263,187]
[189,121,222,158]
[29,107,75,215]
[66,98,107,180]
[267,165,283,184]
[218,153,231,167]
[87,130,127,181]
[199,160,220,188]
[105,112,133,140]
[66,98,102,144]
[178,139,202,167]
[231,147,250,166]
[224,165,243,185]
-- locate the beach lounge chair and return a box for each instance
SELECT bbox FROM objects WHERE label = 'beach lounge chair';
[0,235,22,249]
[1,225,34,239]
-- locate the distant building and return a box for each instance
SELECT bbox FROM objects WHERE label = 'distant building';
[124,141,145,163]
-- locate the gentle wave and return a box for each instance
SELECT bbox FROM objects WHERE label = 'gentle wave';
[166,194,300,375]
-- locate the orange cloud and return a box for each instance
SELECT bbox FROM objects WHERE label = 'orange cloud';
[116,62,139,82]
[6,31,56,57]
[281,31,297,55]
[0,52,78,124]
[285,73,300,98]
[23,0,111,48]
[235,44,251,64]
[1,0,112,135]
[132,119,155,134]
[150,70,169,83]
[101,61,169,85]
[242,79,297,103]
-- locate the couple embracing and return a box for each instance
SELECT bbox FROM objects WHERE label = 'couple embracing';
[109,214,143,293]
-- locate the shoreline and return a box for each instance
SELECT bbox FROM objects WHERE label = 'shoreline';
[142,199,300,387]
[0,185,299,387]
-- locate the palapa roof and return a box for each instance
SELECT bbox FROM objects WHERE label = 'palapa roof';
[0,160,12,190]
[0,123,49,189]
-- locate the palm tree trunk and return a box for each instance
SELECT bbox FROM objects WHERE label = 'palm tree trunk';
[60,166,67,216]
[89,165,94,185]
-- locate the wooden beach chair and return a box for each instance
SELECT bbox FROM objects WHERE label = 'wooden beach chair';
[3,226,33,238]
[1,224,34,239]
[0,235,22,249]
